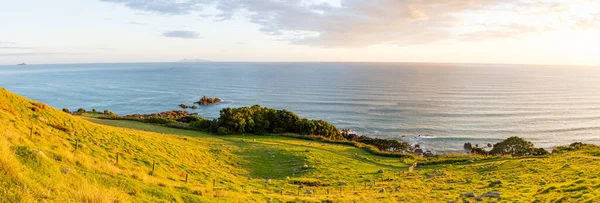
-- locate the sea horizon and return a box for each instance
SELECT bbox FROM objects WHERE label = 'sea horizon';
[1,61,598,68]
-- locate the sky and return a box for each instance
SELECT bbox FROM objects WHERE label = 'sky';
[1,0,600,66]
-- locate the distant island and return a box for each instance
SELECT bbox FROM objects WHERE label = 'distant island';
[17,63,26,66]
[195,95,222,105]
[178,59,211,63]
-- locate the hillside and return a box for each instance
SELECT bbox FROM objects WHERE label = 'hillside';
[1,88,600,202]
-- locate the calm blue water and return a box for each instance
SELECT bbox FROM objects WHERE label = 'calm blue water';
[1,62,600,152]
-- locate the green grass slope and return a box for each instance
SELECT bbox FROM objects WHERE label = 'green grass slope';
[1,88,600,202]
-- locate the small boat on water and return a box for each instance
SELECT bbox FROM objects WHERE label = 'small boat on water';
[17,63,26,66]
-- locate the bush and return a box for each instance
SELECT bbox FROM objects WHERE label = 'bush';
[190,119,216,131]
[489,136,535,156]
[217,127,230,135]
[62,108,70,113]
[92,109,97,113]
[165,122,190,129]
[553,142,593,154]
[273,128,285,134]
[470,148,488,155]
[143,117,173,124]
[532,148,549,156]
[77,108,86,113]
[356,135,411,152]
[463,143,473,150]
[104,110,111,114]
[176,116,203,123]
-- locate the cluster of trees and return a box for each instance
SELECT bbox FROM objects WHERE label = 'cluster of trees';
[185,105,413,152]
[195,96,222,105]
[470,136,549,156]
[189,105,343,140]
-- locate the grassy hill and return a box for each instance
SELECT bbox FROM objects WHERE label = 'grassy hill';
[1,88,600,202]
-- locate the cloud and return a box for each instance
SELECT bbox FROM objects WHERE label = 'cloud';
[101,0,201,15]
[162,30,200,39]
[457,24,559,41]
[128,21,146,25]
[0,41,17,45]
[101,0,600,47]
[94,48,118,51]
[574,13,600,30]
[0,47,34,50]
[0,52,83,57]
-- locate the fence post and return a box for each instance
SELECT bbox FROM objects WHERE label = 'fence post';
[185,173,189,183]
[213,179,216,187]
[152,161,155,173]
[116,152,119,165]
[75,139,79,151]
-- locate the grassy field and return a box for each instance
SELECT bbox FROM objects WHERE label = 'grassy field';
[2,88,600,202]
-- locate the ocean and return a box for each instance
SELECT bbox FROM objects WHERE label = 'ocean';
[1,62,599,152]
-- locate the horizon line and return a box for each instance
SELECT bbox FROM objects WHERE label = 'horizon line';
[0,61,598,68]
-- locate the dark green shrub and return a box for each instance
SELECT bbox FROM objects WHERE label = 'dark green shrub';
[470,148,488,155]
[143,117,173,124]
[217,127,230,135]
[532,148,549,156]
[273,128,285,134]
[356,135,411,152]
[77,108,86,113]
[176,116,203,123]
[62,108,70,113]
[92,109,97,113]
[190,119,213,131]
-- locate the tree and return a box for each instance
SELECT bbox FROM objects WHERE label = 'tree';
[489,136,535,156]
[273,109,300,132]
[62,108,70,113]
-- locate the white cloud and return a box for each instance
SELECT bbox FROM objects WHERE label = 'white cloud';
[100,0,600,47]
[162,30,200,39]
